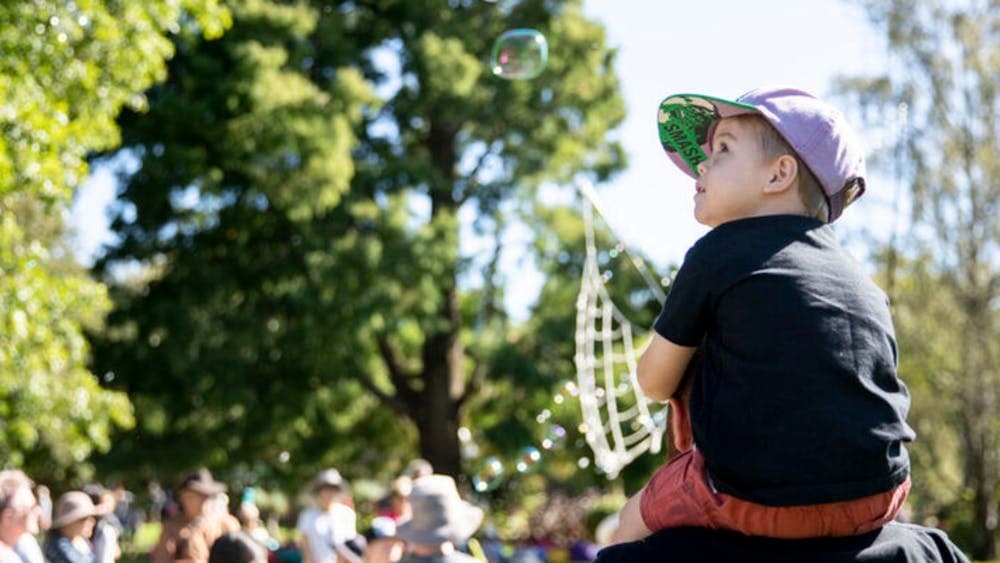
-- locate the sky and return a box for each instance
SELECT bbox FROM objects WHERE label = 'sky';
[69,0,898,319]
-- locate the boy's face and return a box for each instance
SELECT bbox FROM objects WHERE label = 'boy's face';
[693,117,773,228]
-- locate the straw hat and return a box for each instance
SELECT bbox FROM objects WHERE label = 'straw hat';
[178,468,227,496]
[395,475,483,546]
[52,491,110,529]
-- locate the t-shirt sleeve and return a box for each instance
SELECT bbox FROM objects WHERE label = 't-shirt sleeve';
[654,246,711,347]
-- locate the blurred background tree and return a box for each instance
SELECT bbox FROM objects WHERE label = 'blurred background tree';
[834,0,997,558]
[89,0,628,488]
[0,0,228,483]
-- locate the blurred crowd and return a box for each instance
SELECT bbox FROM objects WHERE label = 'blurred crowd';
[0,462,608,563]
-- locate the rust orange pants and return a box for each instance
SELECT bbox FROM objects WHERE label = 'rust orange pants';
[640,396,911,539]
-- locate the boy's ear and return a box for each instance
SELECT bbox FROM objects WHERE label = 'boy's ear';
[763,155,797,194]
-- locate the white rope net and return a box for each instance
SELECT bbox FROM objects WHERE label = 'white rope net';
[573,181,669,479]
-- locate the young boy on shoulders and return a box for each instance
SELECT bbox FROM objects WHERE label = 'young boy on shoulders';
[614,87,915,542]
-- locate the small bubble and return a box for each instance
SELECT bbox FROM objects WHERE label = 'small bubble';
[536,409,551,424]
[472,457,504,492]
[515,447,542,473]
[457,427,472,442]
[541,424,567,450]
[577,457,591,469]
[553,394,565,405]
[278,451,290,463]
[602,270,613,281]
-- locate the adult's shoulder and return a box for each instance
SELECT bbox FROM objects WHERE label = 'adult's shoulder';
[594,523,969,563]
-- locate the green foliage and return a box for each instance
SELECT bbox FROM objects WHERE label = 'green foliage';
[0,0,228,482]
[92,0,626,491]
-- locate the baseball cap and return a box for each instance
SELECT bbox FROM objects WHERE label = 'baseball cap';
[656,87,866,221]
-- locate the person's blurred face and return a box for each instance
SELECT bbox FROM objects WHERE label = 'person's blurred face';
[314,486,340,509]
[60,516,95,541]
[2,486,39,537]
[178,489,210,519]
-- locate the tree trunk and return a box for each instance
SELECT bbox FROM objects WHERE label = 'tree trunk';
[414,294,464,478]
[970,476,997,560]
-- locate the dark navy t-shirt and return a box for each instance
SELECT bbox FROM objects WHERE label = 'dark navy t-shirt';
[654,215,915,506]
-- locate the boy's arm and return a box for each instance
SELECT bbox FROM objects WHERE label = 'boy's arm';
[637,333,696,402]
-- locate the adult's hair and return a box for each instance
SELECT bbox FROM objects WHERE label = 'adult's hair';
[0,470,33,513]
[209,532,266,563]
[734,114,830,222]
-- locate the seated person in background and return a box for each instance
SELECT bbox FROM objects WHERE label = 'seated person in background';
[296,470,362,563]
[395,475,482,563]
[151,468,240,563]
[44,491,109,563]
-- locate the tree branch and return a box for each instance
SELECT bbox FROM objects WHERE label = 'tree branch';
[458,361,486,408]
[378,336,419,403]
[355,370,409,417]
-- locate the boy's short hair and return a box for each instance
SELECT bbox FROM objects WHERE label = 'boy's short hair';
[733,114,830,222]
[656,87,866,221]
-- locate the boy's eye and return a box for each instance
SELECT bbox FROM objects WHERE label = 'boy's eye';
[714,142,728,153]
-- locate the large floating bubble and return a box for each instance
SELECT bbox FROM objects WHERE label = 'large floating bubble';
[472,456,505,492]
[491,29,548,80]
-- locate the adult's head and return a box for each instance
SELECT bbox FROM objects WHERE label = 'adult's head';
[396,475,483,550]
[403,459,433,481]
[209,532,266,563]
[0,470,38,547]
[310,469,347,510]
[51,491,109,542]
[388,476,412,520]
[177,468,227,520]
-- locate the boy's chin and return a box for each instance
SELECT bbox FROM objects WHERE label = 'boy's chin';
[693,209,715,228]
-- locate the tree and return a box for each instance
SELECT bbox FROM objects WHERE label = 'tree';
[92,0,625,485]
[0,0,227,482]
[834,0,998,557]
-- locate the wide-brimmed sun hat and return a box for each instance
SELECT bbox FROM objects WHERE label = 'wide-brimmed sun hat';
[656,86,867,221]
[178,468,227,496]
[395,474,483,546]
[52,491,110,529]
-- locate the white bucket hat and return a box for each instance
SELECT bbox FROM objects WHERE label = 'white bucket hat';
[395,475,483,546]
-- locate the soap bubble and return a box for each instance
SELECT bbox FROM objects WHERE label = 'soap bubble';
[491,29,548,80]
[577,457,591,469]
[472,457,505,492]
[541,424,567,450]
[515,446,542,473]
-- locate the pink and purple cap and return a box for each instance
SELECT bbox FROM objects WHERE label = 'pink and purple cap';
[656,87,866,221]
